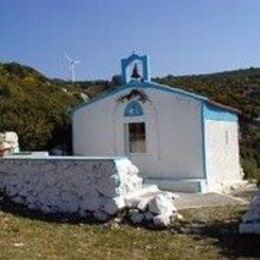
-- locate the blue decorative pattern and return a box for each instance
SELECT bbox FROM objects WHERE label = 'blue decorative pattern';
[124,101,144,117]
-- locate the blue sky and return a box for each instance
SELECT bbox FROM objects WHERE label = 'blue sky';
[1,0,260,80]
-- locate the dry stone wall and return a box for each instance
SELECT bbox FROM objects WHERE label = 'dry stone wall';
[0,156,178,227]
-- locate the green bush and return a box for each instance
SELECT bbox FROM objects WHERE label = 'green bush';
[241,158,260,185]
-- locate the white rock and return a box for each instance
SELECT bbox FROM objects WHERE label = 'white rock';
[153,214,171,227]
[148,194,176,215]
[176,213,183,221]
[124,185,160,207]
[5,132,18,143]
[137,197,151,212]
[0,133,5,142]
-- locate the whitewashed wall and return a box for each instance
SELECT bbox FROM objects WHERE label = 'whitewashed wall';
[0,157,142,219]
[73,86,204,180]
[205,120,242,192]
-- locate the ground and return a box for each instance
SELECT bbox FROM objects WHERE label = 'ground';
[0,188,259,259]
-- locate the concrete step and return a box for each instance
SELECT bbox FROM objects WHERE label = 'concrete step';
[144,178,208,193]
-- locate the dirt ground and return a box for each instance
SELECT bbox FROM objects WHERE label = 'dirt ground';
[174,185,258,210]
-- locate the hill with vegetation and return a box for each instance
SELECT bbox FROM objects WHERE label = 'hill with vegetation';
[0,62,79,151]
[0,62,259,181]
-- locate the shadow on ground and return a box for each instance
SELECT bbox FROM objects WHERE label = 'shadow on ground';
[171,215,260,258]
[0,193,259,258]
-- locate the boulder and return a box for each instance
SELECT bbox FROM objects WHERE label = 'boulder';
[153,214,171,228]
[148,193,176,215]
[0,132,19,155]
[130,211,144,224]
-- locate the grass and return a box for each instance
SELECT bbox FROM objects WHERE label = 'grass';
[0,201,259,259]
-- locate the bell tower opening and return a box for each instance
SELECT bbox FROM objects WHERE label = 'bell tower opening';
[121,53,151,84]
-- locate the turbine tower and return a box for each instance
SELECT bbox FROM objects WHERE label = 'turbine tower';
[65,52,80,82]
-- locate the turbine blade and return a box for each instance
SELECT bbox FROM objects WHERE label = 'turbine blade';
[64,52,72,62]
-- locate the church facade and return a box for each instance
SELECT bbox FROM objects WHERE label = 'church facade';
[72,54,243,193]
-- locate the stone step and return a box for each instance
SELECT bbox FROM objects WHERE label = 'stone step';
[144,178,208,193]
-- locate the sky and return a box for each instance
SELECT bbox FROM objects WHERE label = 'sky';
[1,0,260,80]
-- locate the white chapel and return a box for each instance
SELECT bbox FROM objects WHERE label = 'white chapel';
[72,53,243,193]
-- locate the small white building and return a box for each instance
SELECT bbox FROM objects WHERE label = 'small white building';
[72,54,243,193]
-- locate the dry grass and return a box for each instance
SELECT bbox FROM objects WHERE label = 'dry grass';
[0,201,259,259]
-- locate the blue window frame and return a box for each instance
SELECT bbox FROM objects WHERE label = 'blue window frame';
[124,101,143,117]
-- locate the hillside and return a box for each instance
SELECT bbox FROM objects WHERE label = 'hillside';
[0,62,119,151]
[0,62,259,181]
[0,62,79,151]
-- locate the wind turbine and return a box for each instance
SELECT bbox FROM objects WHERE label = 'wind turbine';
[64,52,80,82]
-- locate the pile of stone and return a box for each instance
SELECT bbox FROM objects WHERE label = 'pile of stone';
[239,191,260,234]
[0,157,179,228]
[124,186,178,227]
[0,132,19,156]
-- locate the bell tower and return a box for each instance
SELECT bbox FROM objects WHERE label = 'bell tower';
[121,53,151,84]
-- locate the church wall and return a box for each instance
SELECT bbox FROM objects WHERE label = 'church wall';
[73,97,115,156]
[204,119,242,192]
[73,86,205,180]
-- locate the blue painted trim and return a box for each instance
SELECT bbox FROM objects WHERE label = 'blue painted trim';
[203,103,238,122]
[121,54,151,84]
[124,100,144,117]
[201,104,208,181]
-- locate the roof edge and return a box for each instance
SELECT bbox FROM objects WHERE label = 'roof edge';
[71,80,239,116]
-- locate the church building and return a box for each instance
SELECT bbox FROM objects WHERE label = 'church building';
[72,54,243,193]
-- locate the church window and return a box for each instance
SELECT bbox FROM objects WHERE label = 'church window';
[124,101,143,117]
[127,122,146,153]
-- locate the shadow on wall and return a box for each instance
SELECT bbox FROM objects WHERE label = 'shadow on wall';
[0,192,98,225]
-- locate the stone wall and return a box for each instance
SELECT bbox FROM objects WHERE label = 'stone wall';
[0,156,178,227]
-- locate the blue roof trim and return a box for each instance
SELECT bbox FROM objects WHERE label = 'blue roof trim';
[203,103,238,122]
